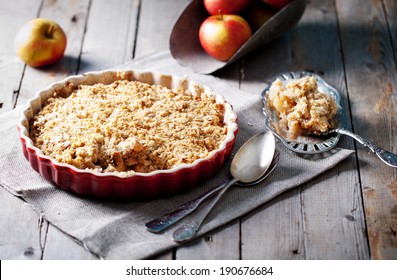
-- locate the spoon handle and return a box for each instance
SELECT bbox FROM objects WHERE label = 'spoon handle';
[335,128,397,167]
[172,178,238,242]
[145,181,229,232]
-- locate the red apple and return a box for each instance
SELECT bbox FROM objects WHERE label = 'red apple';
[204,0,250,15]
[262,0,293,10]
[199,14,252,61]
[244,0,277,32]
[14,18,67,67]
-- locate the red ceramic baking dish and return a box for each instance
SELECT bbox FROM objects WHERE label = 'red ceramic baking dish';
[17,69,238,201]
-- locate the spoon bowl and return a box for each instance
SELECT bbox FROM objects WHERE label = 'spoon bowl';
[172,131,276,242]
[230,130,275,183]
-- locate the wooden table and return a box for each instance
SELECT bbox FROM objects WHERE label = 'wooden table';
[0,0,396,260]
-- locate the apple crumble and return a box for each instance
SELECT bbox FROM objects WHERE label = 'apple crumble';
[267,76,337,139]
[30,80,228,174]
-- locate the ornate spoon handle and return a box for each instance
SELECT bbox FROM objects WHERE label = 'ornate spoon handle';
[172,178,238,242]
[334,128,397,168]
[145,181,229,233]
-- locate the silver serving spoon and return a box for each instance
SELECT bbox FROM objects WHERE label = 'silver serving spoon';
[329,128,397,168]
[171,131,276,243]
[145,150,279,233]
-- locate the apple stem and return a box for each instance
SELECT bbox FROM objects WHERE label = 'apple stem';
[218,10,223,20]
[46,25,54,38]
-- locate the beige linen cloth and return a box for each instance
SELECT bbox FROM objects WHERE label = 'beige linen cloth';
[0,51,353,259]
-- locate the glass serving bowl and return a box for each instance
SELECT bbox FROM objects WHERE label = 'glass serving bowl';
[261,71,348,154]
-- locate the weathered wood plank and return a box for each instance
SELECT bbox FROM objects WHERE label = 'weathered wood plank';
[132,0,208,260]
[169,12,243,261]
[383,0,396,59]
[0,0,41,113]
[174,65,242,259]
[242,189,305,259]
[0,188,47,259]
[78,0,139,73]
[240,0,369,259]
[0,0,45,260]
[290,0,368,259]
[117,0,186,260]
[176,220,241,260]
[1,0,394,260]
[133,0,242,259]
[239,34,307,259]
[336,0,397,259]
[35,0,139,259]
[134,0,190,58]
[10,0,92,260]
[42,226,99,260]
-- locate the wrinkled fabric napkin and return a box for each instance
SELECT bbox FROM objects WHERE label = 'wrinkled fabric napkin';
[0,51,354,259]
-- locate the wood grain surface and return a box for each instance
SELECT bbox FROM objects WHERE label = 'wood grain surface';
[0,0,396,260]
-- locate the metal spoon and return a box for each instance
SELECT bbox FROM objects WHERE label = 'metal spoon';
[171,131,276,242]
[329,127,397,168]
[145,150,279,233]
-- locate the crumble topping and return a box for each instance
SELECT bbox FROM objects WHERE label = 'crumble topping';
[30,80,227,174]
[268,76,337,139]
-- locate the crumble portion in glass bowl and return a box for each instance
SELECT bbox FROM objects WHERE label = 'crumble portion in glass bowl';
[30,80,227,175]
[267,76,338,140]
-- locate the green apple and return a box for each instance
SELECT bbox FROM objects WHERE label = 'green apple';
[14,18,67,67]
